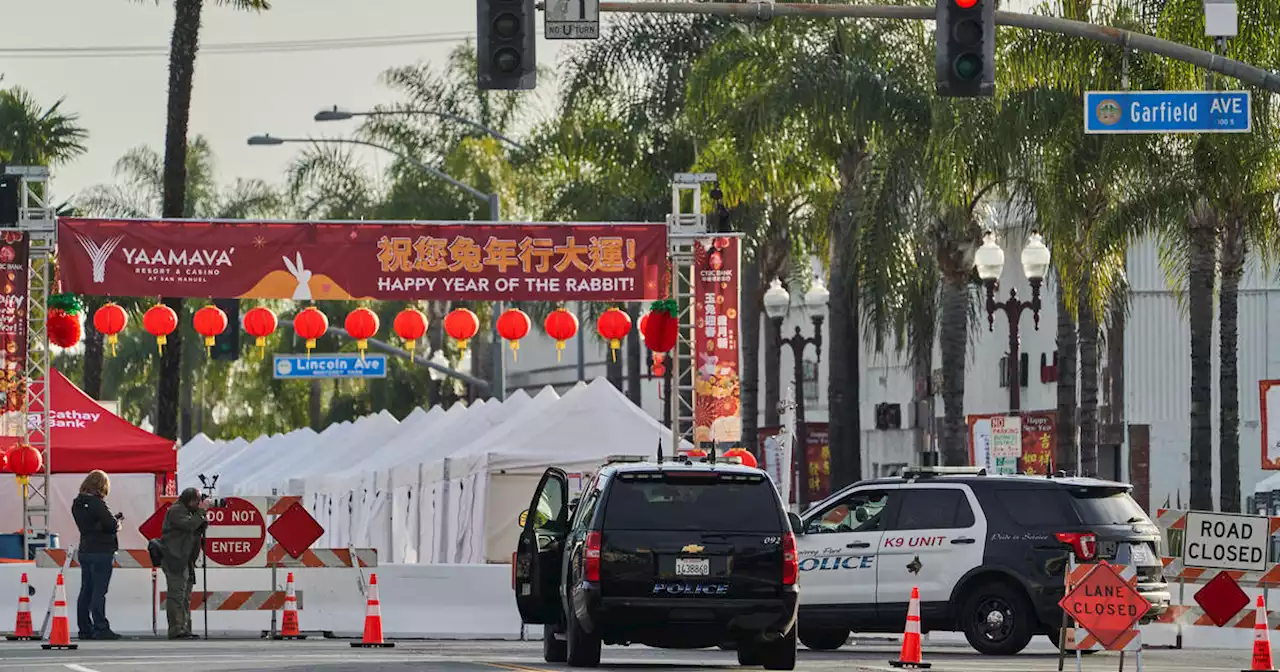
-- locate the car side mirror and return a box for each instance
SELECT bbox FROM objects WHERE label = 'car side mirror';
[787,512,804,534]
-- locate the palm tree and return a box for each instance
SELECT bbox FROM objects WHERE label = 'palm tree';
[144,0,271,441]
[0,86,88,166]
[76,136,282,437]
[686,18,934,483]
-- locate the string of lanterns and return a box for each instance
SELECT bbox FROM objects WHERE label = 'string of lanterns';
[48,299,683,365]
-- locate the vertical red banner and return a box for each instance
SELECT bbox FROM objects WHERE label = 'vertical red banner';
[1019,411,1056,475]
[0,232,29,413]
[693,238,741,445]
[757,423,832,505]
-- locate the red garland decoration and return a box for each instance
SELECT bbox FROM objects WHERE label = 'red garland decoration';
[48,309,82,348]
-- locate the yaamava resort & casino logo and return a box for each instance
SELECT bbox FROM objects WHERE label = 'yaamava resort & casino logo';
[1095,99,1123,126]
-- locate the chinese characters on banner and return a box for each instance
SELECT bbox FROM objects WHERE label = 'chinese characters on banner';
[56,219,668,302]
[692,238,741,444]
[758,423,832,505]
[967,411,1056,475]
[0,232,29,413]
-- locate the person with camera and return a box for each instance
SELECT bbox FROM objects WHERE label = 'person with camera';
[160,487,210,640]
[71,469,123,641]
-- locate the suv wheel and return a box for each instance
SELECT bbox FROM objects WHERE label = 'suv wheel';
[543,623,567,663]
[760,628,797,670]
[736,639,762,666]
[566,608,601,667]
[960,581,1035,656]
[798,627,847,651]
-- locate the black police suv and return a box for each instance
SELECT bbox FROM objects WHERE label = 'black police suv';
[793,468,1171,656]
[513,457,800,669]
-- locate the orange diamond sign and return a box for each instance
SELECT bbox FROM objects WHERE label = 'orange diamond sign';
[1058,560,1150,649]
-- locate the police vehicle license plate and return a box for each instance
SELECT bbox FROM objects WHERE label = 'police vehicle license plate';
[676,558,710,576]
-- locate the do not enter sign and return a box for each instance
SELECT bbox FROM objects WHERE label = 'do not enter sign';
[203,497,268,567]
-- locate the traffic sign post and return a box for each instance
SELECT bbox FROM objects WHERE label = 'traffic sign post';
[204,497,269,568]
[1183,511,1270,572]
[545,0,599,39]
[273,353,387,380]
[1085,90,1251,134]
[1059,560,1150,657]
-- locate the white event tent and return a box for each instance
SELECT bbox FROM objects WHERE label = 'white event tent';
[182,378,689,564]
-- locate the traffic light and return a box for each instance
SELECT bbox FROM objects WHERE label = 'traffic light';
[936,0,995,98]
[210,298,240,362]
[477,0,536,90]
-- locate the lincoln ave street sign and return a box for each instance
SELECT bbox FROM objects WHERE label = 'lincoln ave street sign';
[273,353,387,380]
[1085,90,1251,134]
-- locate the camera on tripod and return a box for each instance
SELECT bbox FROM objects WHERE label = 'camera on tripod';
[197,473,225,507]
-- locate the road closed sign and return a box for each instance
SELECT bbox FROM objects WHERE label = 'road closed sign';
[203,496,268,567]
[1182,511,1270,572]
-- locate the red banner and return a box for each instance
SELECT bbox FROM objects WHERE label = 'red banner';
[57,218,668,302]
[0,232,28,413]
[693,238,741,445]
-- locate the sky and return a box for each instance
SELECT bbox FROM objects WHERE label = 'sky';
[1,0,571,203]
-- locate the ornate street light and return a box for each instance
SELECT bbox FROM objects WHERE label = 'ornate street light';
[975,231,1051,412]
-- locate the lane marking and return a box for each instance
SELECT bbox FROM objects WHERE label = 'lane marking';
[64,665,101,672]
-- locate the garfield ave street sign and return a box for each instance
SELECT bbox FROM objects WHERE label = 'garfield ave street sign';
[1085,91,1251,134]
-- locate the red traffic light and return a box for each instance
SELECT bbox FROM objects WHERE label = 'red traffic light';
[955,0,979,7]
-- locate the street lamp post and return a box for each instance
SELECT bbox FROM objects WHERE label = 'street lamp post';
[973,231,1052,413]
[314,106,529,152]
[247,133,506,400]
[762,278,830,510]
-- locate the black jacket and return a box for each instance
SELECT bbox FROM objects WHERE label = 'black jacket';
[72,494,119,554]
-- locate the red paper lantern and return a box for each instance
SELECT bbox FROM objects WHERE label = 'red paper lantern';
[292,306,329,356]
[48,309,83,349]
[723,447,759,469]
[192,305,229,355]
[642,300,679,353]
[496,308,531,362]
[242,306,278,359]
[638,312,650,345]
[93,302,128,356]
[393,309,429,354]
[444,308,480,355]
[652,353,666,377]
[143,304,179,353]
[596,307,632,362]
[344,307,380,360]
[5,444,42,484]
[543,308,579,362]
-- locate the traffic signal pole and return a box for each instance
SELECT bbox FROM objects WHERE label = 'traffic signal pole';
[590,1,1280,94]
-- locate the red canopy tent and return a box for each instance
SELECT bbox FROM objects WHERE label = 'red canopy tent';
[1,368,176,475]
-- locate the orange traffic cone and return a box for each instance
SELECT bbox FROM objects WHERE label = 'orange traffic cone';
[273,572,306,640]
[889,586,930,669]
[1245,594,1278,672]
[40,573,77,650]
[350,573,394,648]
[5,572,36,640]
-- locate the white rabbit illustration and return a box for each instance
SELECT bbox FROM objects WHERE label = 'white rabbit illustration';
[282,252,313,300]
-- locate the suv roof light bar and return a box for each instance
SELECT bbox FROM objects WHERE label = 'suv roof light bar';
[606,455,647,465]
[902,466,987,480]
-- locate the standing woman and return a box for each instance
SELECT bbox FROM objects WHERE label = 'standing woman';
[71,470,122,640]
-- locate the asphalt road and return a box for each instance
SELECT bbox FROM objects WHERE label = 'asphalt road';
[0,638,1257,671]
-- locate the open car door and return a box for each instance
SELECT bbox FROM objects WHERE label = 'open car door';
[514,467,569,624]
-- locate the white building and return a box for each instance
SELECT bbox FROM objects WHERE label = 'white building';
[500,229,1280,513]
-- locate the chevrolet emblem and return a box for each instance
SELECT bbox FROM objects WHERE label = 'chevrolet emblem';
[681,544,705,554]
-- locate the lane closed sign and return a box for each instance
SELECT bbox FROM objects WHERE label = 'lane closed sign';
[1182,511,1270,572]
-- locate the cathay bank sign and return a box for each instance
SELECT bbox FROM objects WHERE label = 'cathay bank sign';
[27,409,102,430]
